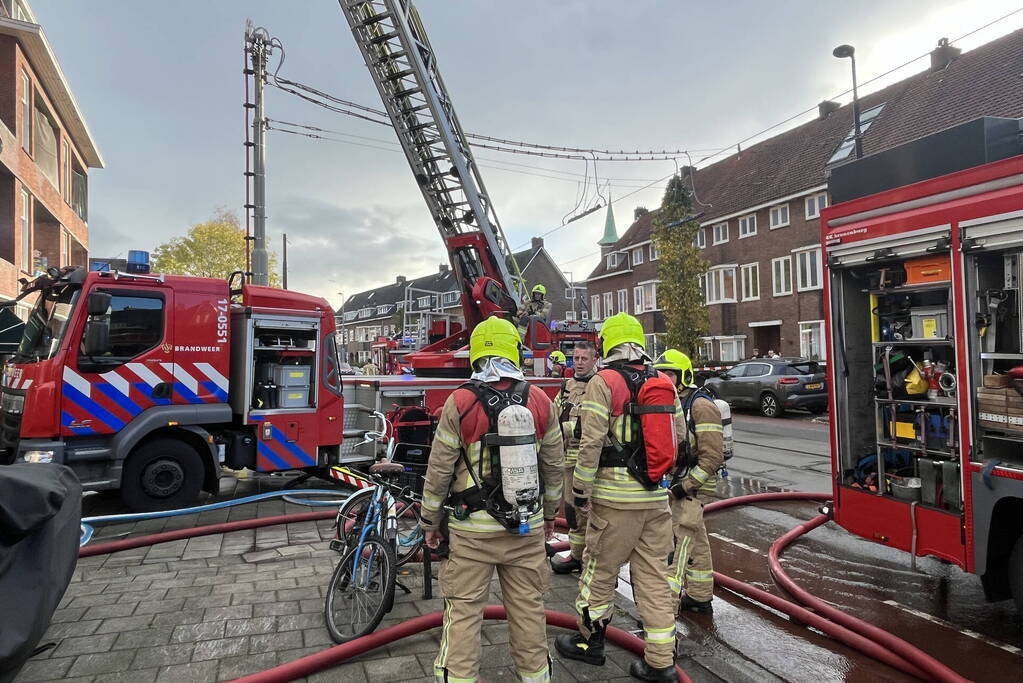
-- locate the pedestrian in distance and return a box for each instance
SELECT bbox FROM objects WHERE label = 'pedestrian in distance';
[653,349,725,614]
[555,312,681,683]
[421,316,565,683]
[550,340,599,574]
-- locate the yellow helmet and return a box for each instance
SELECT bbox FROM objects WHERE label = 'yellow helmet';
[654,349,695,387]
[531,284,546,296]
[598,312,646,356]
[469,316,522,367]
[550,350,566,364]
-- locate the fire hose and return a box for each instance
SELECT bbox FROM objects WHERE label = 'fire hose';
[77,491,971,682]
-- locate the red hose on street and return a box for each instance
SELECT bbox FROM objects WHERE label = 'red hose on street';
[230,606,691,683]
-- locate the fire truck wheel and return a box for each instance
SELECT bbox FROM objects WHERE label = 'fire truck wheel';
[120,439,204,512]
[1010,534,1023,614]
[759,392,784,418]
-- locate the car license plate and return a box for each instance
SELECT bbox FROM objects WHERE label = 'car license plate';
[805,382,823,390]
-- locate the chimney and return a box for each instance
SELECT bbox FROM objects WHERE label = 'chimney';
[929,37,961,72]
[396,275,407,286]
[531,237,544,252]
[439,264,449,273]
[818,100,841,120]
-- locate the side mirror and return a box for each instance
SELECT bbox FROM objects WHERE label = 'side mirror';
[87,291,111,317]
[83,319,110,357]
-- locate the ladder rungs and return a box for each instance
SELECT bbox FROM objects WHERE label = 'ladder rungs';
[373,50,406,65]
[386,68,416,81]
[368,30,399,45]
[393,86,422,98]
[360,12,391,27]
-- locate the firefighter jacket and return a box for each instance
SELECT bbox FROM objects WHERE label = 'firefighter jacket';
[421,381,564,536]
[678,388,724,496]
[518,297,552,322]
[572,366,686,510]
[554,376,590,467]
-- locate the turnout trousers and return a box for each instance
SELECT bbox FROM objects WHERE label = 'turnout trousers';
[574,503,676,669]
[435,529,551,682]
[668,495,714,604]
[564,464,589,560]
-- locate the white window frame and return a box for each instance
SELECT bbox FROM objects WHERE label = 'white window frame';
[649,242,659,261]
[740,263,760,302]
[565,310,577,321]
[617,289,628,315]
[602,292,613,318]
[693,229,706,249]
[632,248,644,266]
[61,139,71,204]
[20,188,30,271]
[799,320,827,360]
[700,338,714,361]
[769,204,790,229]
[712,222,729,245]
[580,310,590,321]
[719,337,746,362]
[805,192,828,220]
[606,253,618,268]
[20,70,31,154]
[641,282,658,312]
[738,214,757,238]
[633,286,643,313]
[772,256,793,297]
[417,295,431,307]
[795,247,823,292]
[565,287,575,299]
[590,295,600,319]
[706,267,736,304]
[442,291,459,305]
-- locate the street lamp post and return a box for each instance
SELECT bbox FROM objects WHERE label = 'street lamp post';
[833,44,863,159]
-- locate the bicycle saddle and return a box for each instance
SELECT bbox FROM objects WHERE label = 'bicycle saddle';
[369,461,406,476]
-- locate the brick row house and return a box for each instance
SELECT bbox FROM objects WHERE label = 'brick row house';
[0,0,102,315]
[338,236,589,365]
[588,31,1023,363]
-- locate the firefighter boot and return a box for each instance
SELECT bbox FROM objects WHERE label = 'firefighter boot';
[679,594,713,614]
[555,628,606,666]
[551,554,582,574]
[629,659,679,682]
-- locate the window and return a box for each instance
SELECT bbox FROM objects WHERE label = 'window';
[14,1,28,21]
[743,363,772,378]
[740,263,759,301]
[738,214,756,238]
[442,291,459,305]
[796,248,823,291]
[805,192,828,220]
[772,256,793,296]
[417,295,431,307]
[62,230,71,267]
[344,310,358,322]
[71,168,87,221]
[580,310,589,321]
[640,282,658,312]
[706,267,736,304]
[724,365,747,378]
[828,103,886,164]
[649,242,659,260]
[565,310,577,321]
[602,292,613,317]
[20,70,30,153]
[358,308,372,319]
[800,321,826,360]
[698,274,707,303]
[606,253,618,268]
[20,189,30,271]
[693,229,706,249]
[632,248,644,266]
[618,289,628,315]
[565,287,575,299]
[712,222,728,245]
[719,338,746,363]
[769,204,790,229]
[700,339,713,361]
[590,295,600,319]
[81,293,165,362]
[61,139,71,204]
[633,286,643,313]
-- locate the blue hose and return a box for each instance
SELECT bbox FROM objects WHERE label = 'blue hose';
[79,488,351,547]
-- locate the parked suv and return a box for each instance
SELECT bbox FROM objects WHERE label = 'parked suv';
[703,358,827,418]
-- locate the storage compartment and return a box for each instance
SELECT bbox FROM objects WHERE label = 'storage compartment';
[225,430,256,469]
[905,255,951,284]
[276,386,311,408]
[272,364,311,387]
[909,306,949,340]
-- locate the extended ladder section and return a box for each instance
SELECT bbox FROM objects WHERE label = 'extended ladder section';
[339,0,524,330]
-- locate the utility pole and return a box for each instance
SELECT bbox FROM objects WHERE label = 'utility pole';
[246,23,270,286]
[282,233,288,289]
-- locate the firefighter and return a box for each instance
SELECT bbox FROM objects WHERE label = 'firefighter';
[549,350,567,377]
[551,340,598,574]
[519,284,553,323]
[421,316,564,683]
[555,312,680,683]
[362,359,380,375]
[654,349,724,614]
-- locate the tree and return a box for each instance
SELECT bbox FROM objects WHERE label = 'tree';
[152,209,280,286]
[651,174,709,358]
[634,206,649,220]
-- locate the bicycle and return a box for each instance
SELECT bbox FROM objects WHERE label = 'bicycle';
[324,413,428,643]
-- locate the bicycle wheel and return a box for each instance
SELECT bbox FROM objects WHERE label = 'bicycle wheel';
[394,498,423,567]
[334,487,374,556]
[324,533,397,643]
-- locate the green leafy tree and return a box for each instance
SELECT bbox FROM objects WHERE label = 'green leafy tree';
[634,206,649,220]
[651,174,709,358]
[152,209,280,286]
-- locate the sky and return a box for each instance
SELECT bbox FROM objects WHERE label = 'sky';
[29,0,1023,310]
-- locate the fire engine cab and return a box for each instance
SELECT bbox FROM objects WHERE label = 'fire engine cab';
[823,116,1023,610]
[1,267,345,511]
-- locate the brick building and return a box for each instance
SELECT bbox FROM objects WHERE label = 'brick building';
[511,236,590,323]
[0,0,102,314]
[588,31,1023,363]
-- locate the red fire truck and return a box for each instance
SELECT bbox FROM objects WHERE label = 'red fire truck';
[823,116,1023,610]
[1,268,346,511]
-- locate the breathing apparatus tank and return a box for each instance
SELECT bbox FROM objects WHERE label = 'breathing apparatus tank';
[496,403,540,534]
[714,398,734,460]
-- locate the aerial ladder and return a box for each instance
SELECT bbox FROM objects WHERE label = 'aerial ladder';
[338,0,559,376]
